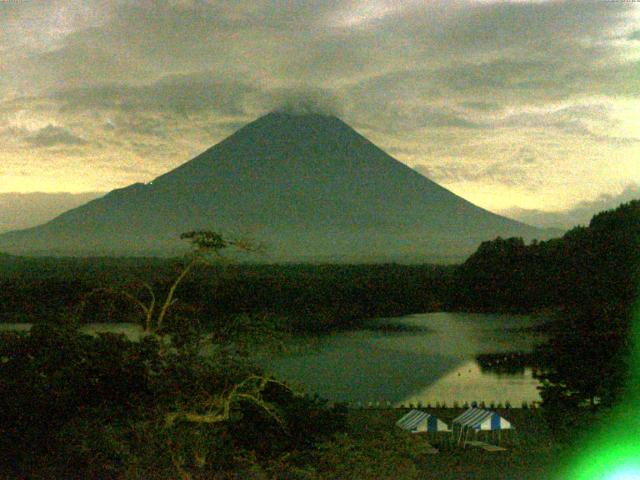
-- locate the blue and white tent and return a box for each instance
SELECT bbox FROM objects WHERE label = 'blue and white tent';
[452,407,513,431]
[396,410,450,433]
[452,407,515,446]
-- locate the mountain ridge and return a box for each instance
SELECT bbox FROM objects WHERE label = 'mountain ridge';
[0,112,548,262]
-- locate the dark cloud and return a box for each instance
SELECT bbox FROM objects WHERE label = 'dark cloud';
[460,101,502,112]
[354,109,482,133]
[438,60,563,94]
[113,116,169,138]
[0,0,638,212]
[4,0,634,102]
[481,161,537,187]
[359,112,483,139]
[53,73,258,115]
[412,146,548,188]
[595,60,640,98]
[431,0,628,53]
[495,104,639,146]
[268,86,343,116]
[13,44,148,97]
[25,125,88,148]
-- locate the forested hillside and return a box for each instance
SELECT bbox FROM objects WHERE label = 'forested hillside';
[0,261,453,334]
[450,200,640,410]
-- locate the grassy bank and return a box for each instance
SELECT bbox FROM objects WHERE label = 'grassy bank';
[0,317,603,479]
[339,407,572,480]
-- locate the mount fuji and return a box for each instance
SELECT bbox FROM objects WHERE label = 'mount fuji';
[0,112,547,262]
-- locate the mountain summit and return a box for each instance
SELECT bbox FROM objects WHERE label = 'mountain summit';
[0,112,545,261]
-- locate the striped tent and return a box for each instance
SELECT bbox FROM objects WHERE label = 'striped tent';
[452,407,512,431]
[396,410,450,433]
[452,407,514,446]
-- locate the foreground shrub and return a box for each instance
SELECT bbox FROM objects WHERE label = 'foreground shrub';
[311,431,435,480]
[0,323,345,478]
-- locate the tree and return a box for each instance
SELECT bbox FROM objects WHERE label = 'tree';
[79,231,258,334]
[449,201,640,413]
[534,201,640,413]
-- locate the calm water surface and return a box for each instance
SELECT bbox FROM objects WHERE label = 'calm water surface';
[255,312,546,406]
[0,312,546,405]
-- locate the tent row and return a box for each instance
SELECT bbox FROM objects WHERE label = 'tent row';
[396,407,517,446]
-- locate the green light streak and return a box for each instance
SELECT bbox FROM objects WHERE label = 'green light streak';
[562,303,640,480]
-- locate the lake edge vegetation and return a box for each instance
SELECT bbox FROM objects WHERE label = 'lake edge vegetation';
[0,200,638,478]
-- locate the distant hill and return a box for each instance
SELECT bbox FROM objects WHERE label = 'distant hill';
[0,112,548,262]
[0,192,104,234]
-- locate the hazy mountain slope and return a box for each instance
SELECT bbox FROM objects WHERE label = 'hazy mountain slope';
[0,192,104,234]
[0,113,545,261]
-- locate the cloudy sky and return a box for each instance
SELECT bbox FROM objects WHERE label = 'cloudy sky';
[1,0,639,229]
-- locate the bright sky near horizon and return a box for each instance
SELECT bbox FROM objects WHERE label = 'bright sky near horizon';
[1,0,639,218]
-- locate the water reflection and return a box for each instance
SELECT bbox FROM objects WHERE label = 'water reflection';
[0,313,546,405]
[398,361,540,407]
[257,312,546,404]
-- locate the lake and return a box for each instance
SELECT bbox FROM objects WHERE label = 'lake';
[255,312,546,406]
[0,312,546,406]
